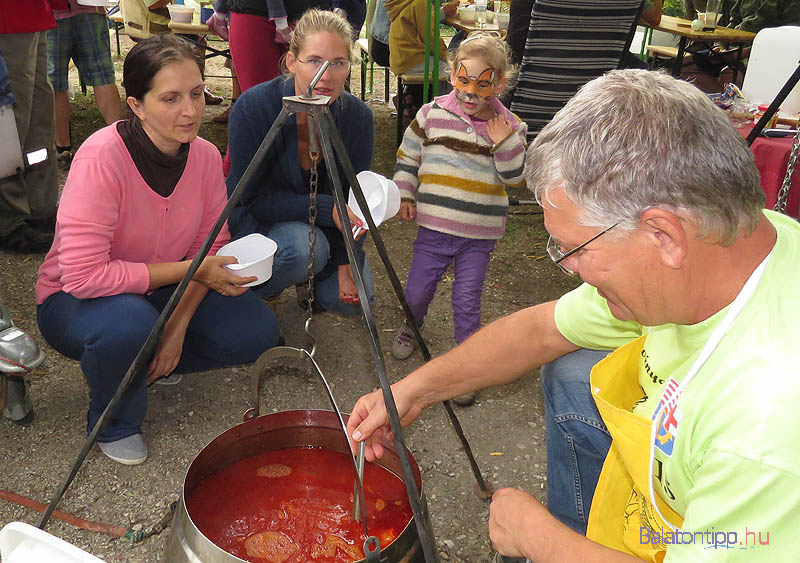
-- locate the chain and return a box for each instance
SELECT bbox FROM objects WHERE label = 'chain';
[306,145,319,323]
[774,126,800,215]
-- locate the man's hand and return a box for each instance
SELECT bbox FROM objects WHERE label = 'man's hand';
[487,114,514,147]
[346,384,423,461]
[489,487,547,558]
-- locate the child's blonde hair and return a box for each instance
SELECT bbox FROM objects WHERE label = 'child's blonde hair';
[449,31,516,85]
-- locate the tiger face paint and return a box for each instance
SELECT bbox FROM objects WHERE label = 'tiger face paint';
[451,58,496,116]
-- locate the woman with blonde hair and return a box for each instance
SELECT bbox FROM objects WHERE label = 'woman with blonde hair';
[226,9,375,315]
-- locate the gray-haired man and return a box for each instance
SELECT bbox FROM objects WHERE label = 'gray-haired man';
[347,69,800,561]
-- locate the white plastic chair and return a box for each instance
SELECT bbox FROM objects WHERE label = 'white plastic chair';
[741,26,800,116]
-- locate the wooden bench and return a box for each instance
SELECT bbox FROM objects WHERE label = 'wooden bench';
[645,44,694,64]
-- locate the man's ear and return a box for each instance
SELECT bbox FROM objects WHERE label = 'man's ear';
[640,208,688,269]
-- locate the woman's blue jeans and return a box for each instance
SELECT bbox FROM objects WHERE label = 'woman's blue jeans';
[250,221,374,317]
[37,287,279,443]
[541,348,612,535]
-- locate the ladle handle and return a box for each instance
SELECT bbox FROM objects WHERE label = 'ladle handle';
[353,441,366,521]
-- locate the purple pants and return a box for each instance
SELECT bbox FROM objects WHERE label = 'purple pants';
[404,227,496,344]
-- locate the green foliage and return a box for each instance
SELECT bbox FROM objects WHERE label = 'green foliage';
[662,0,686,18]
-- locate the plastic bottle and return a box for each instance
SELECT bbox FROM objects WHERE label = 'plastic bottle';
[475,0,487,27]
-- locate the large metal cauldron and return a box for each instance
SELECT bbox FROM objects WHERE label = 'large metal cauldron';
[163,409,430,563]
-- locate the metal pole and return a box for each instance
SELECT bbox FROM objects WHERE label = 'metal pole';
[317,112,439,562]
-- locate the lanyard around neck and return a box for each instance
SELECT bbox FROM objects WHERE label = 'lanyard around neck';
[647,250,772,531]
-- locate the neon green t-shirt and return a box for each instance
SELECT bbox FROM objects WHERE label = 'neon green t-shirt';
[554,210,800,560]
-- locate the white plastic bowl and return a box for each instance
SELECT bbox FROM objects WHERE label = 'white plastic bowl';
[217,233,278,287]
[348,171,401,228]
[167,4,195,23]
[0,522,106,563]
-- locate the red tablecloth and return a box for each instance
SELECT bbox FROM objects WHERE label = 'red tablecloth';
[738,126,800,218]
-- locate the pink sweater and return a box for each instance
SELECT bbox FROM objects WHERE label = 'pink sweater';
[36,125,230,304]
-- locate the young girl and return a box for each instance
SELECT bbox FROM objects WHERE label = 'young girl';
[391,32,528,405]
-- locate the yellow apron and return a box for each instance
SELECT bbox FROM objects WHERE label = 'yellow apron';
[584,253,770,561]
[585,336,682,562]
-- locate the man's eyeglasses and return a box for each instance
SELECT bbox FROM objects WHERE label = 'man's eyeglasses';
[297,57,352,73]
[546,223,618,275]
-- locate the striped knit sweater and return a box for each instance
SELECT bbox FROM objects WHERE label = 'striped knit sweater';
[394,90,528,240]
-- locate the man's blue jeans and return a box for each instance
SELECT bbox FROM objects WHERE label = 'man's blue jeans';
[37,287,279,443]
[541,348,612,535]
[250,221,374,317]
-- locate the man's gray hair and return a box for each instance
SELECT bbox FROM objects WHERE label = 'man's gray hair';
[526,69,764,244]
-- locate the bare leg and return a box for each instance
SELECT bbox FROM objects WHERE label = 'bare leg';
[93,84,122,125]
[54,90,71,148]
[232,72,241,99]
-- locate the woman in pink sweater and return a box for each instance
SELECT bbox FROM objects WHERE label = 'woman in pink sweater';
[35,35,279,465]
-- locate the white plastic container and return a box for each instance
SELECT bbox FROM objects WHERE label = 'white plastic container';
[0,522,106,563]
[741,26,800,117]
[458,5,476,22]
[76,0,110,5]
[496,12,509,30]
[167,4,195,23]
[216,233,278,287]
[348,171,401,228]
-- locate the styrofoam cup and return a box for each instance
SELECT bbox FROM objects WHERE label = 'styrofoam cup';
[348,171,401,228]
[217,234,278,287]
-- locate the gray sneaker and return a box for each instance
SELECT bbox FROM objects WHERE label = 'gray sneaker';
[98,433,148,465]
[391,322,419,360]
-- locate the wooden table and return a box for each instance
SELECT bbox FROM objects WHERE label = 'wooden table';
[444,15,502,36]
[167,21,231,62]
[653,15,755,78]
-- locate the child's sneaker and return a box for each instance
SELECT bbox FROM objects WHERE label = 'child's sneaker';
[391,322,420,360]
